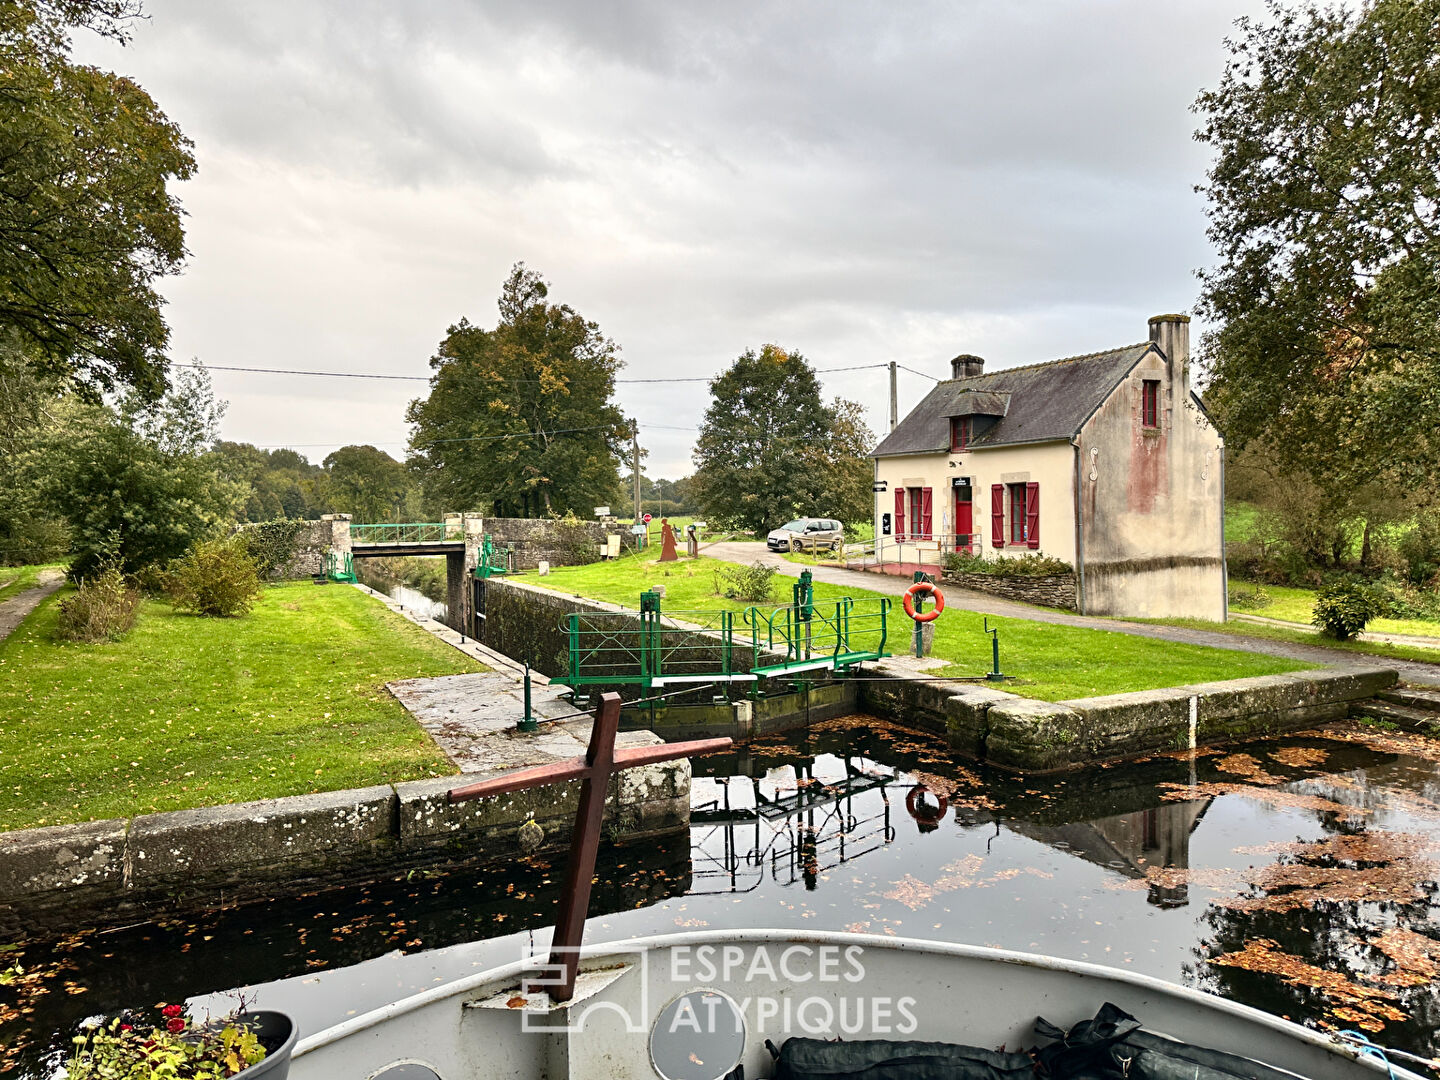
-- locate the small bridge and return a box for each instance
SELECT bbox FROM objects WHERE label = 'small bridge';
[320,513,485,632]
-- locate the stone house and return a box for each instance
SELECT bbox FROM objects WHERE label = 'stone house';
[871,314,1226,620]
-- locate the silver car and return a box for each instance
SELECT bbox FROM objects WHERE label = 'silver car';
[766,517,845,552]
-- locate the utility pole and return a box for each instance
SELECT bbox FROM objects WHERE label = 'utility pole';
[888,361,898,432]
[631,419,641,523]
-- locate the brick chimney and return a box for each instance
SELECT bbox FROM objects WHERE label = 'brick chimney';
[951,354,985,379]
[1147,314,1190,393]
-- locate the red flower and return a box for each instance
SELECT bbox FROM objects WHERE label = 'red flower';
[166,1017,185,1033]
[161,1004,183,1018]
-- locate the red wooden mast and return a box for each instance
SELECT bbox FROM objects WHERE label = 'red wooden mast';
[449,691,732,1002]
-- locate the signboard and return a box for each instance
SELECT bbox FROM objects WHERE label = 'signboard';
[593,506,611,517]
[630,524,646,535]
[643,513,653,524]
[951,476,970,488]
[872,480,888,492]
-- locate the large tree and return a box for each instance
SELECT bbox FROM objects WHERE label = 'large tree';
[407,264,628,517]
[692,344,872,533]
[27,366,244,575]
[0,1,195,399]
[323,444,416,523]
[1194,0,1440,490]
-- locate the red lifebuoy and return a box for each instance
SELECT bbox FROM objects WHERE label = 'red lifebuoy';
[905,784,948,824]
[902,581,945,623]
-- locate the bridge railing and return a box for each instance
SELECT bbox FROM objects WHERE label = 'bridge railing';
[555,594,890,692]
[350,522,456,545]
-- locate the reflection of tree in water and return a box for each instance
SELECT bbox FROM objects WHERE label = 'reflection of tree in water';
[1184,766,1440,1058]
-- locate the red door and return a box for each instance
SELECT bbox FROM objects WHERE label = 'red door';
[954,489,973,553]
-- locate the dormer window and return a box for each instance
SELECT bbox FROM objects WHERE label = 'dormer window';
[1142,380,1160,428]
[950,416,971,452]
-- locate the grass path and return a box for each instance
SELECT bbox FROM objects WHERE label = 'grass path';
[0,582,479,832]
[515,550,1305,702]
[0,563,66,603]
[1231,580,1440,641]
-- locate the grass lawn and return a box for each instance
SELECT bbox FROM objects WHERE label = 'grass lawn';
[0,582,480,832]
[1146,614,1440,665]
[0,563,66,602]
[515,551,1306,703]
[1232,579,1440,640]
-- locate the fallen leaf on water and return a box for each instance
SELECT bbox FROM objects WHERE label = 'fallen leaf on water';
[1214,753,1283,785]
[1369,927,1440,987]
[1211,939,1406,1031]
[1269,746,1329,768]
[1157,781,1365,817]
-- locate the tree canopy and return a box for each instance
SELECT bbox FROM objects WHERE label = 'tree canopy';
[406,264,628,517]
[27,366,244,575]
[1195,0,1440,491]
[692,345,874,533]
[323,444,416,523]
[0,0,195,399]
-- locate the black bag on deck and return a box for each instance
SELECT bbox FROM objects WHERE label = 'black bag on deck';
[772,1037,1037,1080]
[1034,1003,1304,1080]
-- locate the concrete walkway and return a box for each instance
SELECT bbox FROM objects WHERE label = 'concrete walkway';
[701,540,1440,688]
[352,582,662,777]
[0,569,65,644]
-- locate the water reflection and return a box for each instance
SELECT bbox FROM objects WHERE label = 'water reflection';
[4,719,1439,1078]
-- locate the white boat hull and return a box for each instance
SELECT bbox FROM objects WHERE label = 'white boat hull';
[290,930,1423,1080]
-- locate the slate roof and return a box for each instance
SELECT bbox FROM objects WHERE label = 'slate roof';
[873,343,1155,457]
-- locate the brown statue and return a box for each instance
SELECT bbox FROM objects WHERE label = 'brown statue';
[658,517,678,562]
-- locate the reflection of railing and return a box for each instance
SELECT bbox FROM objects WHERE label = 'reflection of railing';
[688,760,899,895]
[350,522,456,544]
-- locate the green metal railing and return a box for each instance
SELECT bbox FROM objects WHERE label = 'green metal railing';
[325,550,356,582]
[350,522,456,544]
[553,584,889,693]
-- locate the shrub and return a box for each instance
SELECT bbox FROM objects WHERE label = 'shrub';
[241,518,309,579]
[714,560,776,602]
[1227,583,1273,610]
[1398,509,1440,587]
[1312,581,1387,640]
[168,537,262,617]
[943,551,1073,578]
[55,562,140,643]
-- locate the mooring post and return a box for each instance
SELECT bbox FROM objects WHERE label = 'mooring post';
[517,662,538,732]
[984,616,1004,680]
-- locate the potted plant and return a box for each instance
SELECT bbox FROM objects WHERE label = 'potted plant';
[65,1000,297,1078]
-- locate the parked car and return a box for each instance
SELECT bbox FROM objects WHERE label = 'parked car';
[766,518,845,552]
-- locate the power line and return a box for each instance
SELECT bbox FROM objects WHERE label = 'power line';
[895,363,940,382]
[172,360,894,384]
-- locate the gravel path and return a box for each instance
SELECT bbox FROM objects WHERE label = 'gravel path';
[0,569,65,644]
[701,540,1440,688]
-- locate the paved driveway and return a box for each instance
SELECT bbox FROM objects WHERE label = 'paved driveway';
[701,541,1440,688]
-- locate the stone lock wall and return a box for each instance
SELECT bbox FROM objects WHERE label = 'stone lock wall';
[939,571,1078,611]
[233,519,330,580]
[0,731,688,939]
[482,517,608,572]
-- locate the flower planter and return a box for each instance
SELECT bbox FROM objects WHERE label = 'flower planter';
[231,1011,298,1079]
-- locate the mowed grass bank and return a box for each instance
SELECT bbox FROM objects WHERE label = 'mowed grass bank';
[0,583,478,832]
[1232,579,1440,641]
[514,552,1306,703]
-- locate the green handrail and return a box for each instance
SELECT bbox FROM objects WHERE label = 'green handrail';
[350,522,454,544]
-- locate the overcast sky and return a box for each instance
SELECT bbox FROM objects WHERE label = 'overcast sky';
[75,0,1270,479]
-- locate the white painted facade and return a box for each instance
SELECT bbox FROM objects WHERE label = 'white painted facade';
[871,315,1227,621]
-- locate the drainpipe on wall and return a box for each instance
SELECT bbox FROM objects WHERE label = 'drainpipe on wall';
[1071,436,1086,615]
[1220,444,1228,621]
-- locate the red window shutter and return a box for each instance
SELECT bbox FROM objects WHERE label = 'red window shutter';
[1025,481,1040,549]
[895,489,906,539]
[990,485,1005,547]
[920,487,933,540]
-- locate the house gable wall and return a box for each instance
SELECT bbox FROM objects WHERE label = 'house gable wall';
[1076,341,1225,619]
